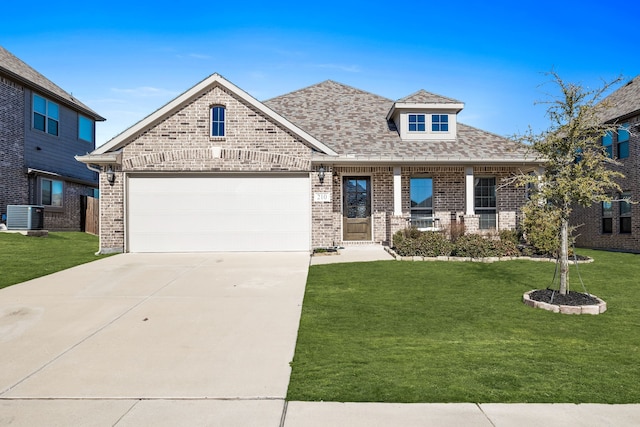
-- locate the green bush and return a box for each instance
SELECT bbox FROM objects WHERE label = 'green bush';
[393,227,525,258]
[521,203,561,256]
[393,228,452,257]
[451,234,499,258]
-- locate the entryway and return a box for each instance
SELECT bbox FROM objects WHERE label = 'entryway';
[342,176,371,241]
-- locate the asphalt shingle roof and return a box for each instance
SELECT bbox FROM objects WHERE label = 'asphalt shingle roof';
[599,75,640,123]
[396,89,463,104]
[264,80,529,162]
[0,45,104,121]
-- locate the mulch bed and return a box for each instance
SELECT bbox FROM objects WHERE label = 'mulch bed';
[529,288,600,306]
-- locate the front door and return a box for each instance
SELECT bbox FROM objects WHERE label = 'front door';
[343,176,372,241]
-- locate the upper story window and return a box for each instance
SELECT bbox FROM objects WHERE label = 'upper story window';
[211,105,225,137]
[431,114,449,132]
[408,114,426,132]
[40,178,64,207]
[602,131,613,158]
[618,124,630,159]
[33,94,59,136]
[78,115,94,143]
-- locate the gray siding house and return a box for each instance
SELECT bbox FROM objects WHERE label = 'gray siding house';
[77,73,541,253]
[0,46,105,230]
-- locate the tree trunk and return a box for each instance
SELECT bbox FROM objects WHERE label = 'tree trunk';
[559,217,569,295]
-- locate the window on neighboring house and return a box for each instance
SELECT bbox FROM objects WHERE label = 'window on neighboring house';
[431,114,449,132]
[620,191,632,234]
[602,201,613,234]
[33,94,59,136]
[408,114,426,132]
[474,177,496,229]
[410,177,433,229]
[79,115,94,143]
[602,131,613,158]
[211,105,225,137]
[617,124,630,159]
[40,178,63,207]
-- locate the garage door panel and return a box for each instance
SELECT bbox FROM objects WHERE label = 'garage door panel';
[128,176,310,252]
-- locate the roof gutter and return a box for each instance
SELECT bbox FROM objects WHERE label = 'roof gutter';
[75,151,122,166]
[311,155,544,166]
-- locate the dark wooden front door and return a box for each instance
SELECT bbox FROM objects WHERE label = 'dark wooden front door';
[343,176,372,241]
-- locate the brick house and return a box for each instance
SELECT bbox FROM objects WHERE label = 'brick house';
[77,73,540,253]
[572,75,640,252]
[0,46,105,230]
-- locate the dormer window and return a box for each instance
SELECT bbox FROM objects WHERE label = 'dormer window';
[431,114,448,132]
[408,114,426,132]
[386,92,464,141]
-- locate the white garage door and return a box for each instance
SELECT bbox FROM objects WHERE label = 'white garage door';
[127,175,310,252]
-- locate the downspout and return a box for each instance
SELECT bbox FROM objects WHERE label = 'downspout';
[84,163,102,174]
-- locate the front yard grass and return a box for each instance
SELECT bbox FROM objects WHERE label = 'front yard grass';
[288,249,640,403]
[0,232,108,289]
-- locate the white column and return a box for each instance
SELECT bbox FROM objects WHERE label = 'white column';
[393,166,402,216]
[465,166,474,215]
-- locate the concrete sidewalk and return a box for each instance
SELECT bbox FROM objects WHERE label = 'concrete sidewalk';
[309,244,394,265]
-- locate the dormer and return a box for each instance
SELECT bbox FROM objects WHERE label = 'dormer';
[387,90,464,141]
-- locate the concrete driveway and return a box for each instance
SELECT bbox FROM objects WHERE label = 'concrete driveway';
[0,252,310,426]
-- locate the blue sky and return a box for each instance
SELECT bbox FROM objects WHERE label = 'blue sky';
[2,0,639,147]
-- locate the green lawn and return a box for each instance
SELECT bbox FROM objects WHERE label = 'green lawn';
[288,249,640,403]
[0,232,109,289]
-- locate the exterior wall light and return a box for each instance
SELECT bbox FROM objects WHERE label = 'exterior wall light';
[106,165,116,184]
[318,165,326,184]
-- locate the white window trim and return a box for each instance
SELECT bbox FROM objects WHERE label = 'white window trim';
[210,105,226,138]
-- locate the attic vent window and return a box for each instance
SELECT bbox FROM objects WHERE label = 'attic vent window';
[432,114,449,132]
[408,114,426,132]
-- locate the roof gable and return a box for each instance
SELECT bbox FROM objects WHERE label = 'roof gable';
[397,89,462,104]
[93,73,337,156]
[0,45,104,121]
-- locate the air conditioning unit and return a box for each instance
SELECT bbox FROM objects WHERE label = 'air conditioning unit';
[7,205,45,230]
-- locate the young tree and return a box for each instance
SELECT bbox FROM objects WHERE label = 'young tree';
[517,71,626,295]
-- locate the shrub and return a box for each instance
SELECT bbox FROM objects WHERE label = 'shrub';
[393,227,523,258]
[499,229,521,246]
[451,234,499,258]
[393,228,452,257]
[521,203,561,256]
[448,221,466,242]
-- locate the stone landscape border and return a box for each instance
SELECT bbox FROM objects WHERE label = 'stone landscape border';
[523,290,607,315]
[384,247,594,264]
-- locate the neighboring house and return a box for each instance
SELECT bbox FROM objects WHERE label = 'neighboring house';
[572,75,640,252]
[0,46,105,230]
[77,73,540,253]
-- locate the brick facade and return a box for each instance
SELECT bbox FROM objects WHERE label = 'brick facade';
[310,165,528,248]
[572,115,640,252]
[98,84,314,253]
[0,77,28,218]
[91,75,533,253]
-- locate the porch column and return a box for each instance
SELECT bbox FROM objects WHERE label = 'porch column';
[465,166,474,215]
[393,166,402,216]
